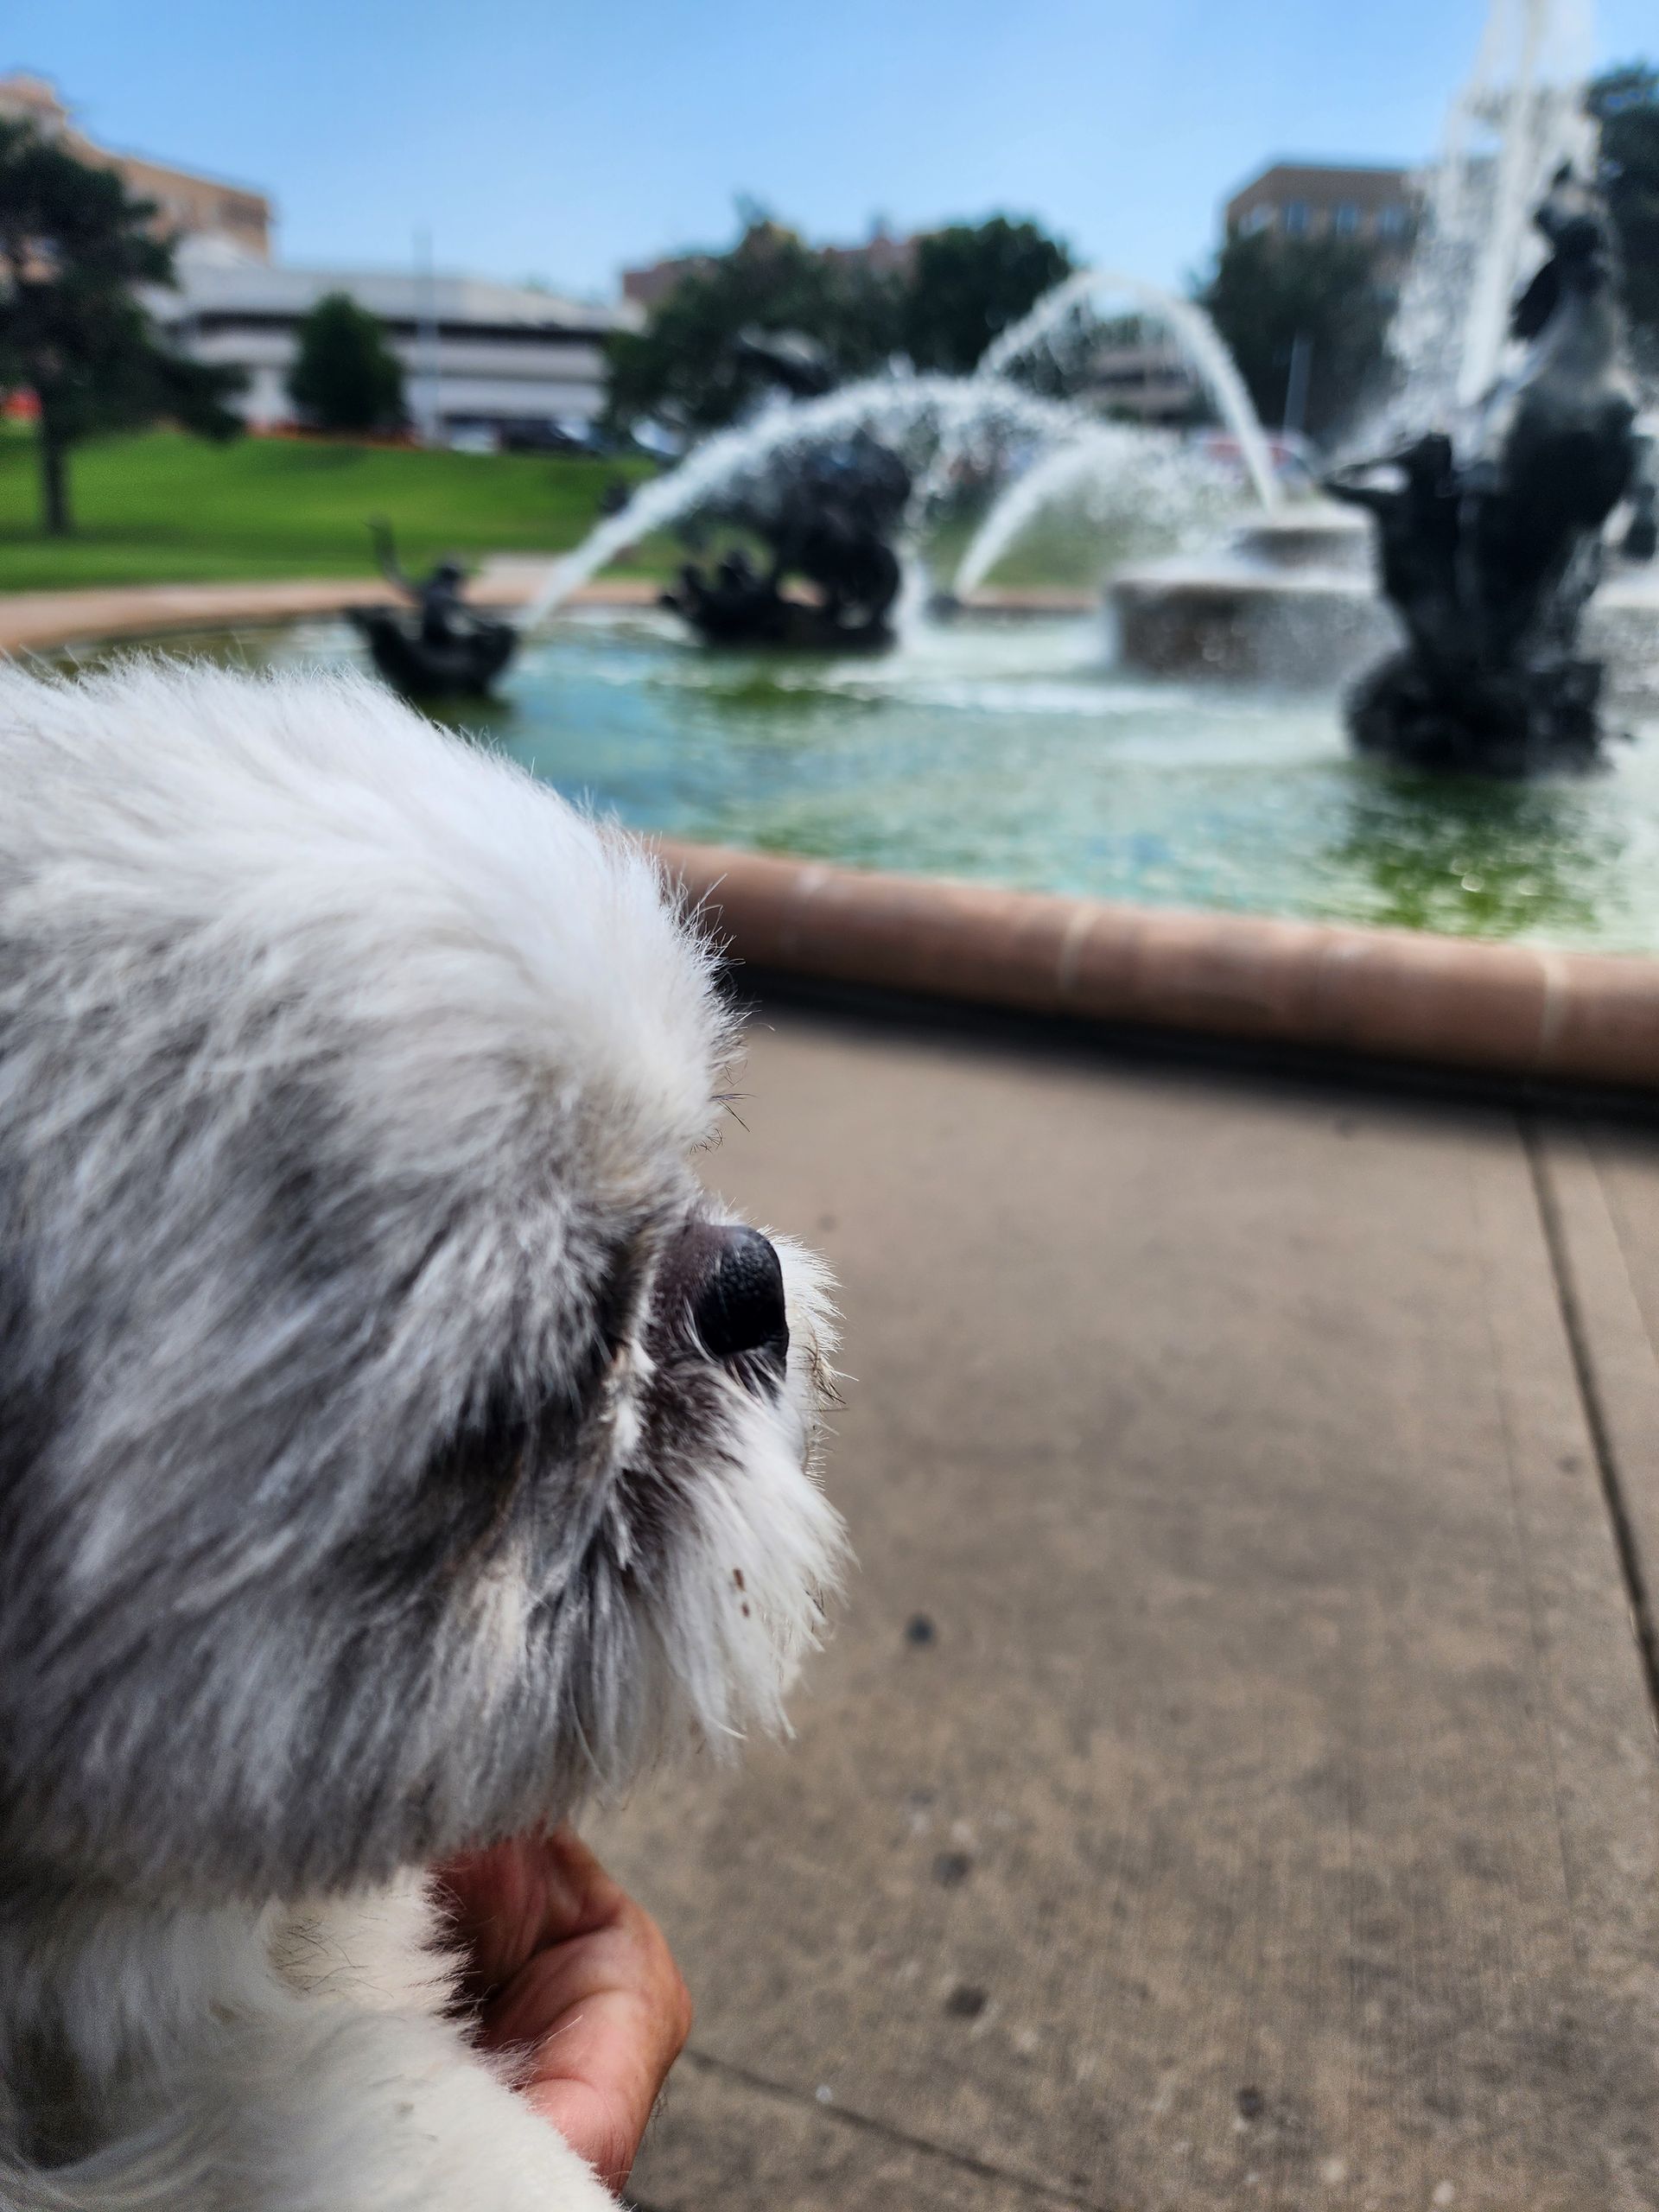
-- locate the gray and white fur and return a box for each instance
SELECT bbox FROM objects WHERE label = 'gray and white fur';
[0,661,845,2210]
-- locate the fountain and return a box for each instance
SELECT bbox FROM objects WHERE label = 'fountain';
[43,2,1659,962]
[518,375,1112,631]
[1329,164,1646,772]
[654,333,914,648]
[657,436,912,648]
[978,269,1283,511]
[1107,0,1659,730]
[1388,0,1598,438]
[348,524,518,699]
[950,421,1245,602]
[522,262,1281,645]
[903,272,1274,605]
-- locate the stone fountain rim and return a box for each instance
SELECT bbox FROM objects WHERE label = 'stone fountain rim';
[654,837,1659,1095]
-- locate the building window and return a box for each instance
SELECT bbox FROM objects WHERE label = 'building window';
[1283,201,1312,238]
[1242,204,1275,236]
[1376,205,1408,239]
[1333,202,1360,236]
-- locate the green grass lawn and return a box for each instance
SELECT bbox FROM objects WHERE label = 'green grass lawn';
[0,428,674,594]
[0,424,1155,600]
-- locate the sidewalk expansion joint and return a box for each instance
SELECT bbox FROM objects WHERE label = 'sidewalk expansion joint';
[674,2045,1116,2211]
[1523,1116,1659,1732]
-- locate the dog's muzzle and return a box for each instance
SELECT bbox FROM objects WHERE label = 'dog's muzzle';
[661,1221,790,1368]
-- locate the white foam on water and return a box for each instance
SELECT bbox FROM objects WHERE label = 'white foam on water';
[1387,0,1597,442]
[981,270,1283,511]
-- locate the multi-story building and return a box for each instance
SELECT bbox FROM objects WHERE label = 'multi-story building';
[152,242,633,445]
[1224,161,1417,264]
[623,221,913,310]
[0,72,271,259]
[1083,331,1204,426]
[2,71,635,445]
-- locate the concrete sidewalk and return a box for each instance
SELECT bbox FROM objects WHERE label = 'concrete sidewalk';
[593,1001,1659,2212]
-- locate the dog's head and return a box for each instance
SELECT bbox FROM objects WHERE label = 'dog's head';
[0,663,844,1903]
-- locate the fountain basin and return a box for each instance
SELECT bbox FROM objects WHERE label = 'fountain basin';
[1113,547,1659,704]
[1227,505,1372,573]
[16,590,1659,1086]
[1112,558,1398,690]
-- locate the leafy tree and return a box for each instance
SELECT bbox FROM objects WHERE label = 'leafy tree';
[606,219,901,439]
[899,216,1072,375]
[604,211,1073,436]
[1590,61,1659,370]
[287,292,407,435]
[1198,229,1395,445]
[0,117,245,536]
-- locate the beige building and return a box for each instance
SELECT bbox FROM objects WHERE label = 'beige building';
[624,220,913,310]
[1224,161,1415,261]
[1085,333,1204,426]
[0,72,271,258]
[1,72,633,442]
[153,244,632,443]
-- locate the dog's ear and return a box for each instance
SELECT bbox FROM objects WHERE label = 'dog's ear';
[0,1170,66,1567]
[412,1367,584,1558]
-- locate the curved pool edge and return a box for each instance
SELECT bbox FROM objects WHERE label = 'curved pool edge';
[0,574,664,655]
[0,575,1093,657]
[652,838,1659,1094]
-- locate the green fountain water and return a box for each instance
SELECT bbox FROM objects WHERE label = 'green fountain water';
[80,607,1659,957]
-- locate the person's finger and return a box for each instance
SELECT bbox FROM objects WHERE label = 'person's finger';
[482,1899,692,2189]
[516,1975,690,2188]
[435,1828,693,2190]
[435,1827,623,1996]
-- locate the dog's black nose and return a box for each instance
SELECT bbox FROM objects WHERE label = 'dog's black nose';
[680,1223,789,1362]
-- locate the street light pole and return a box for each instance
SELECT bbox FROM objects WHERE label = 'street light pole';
[414,226,442,445]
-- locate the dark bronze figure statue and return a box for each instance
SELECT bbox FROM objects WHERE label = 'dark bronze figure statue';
[1627,486,1659,563]
[1325,433,1464,676]
[1326,165,1644,774]
[349,522,518,700]
[730,327,839,401]
[661,334,912,652]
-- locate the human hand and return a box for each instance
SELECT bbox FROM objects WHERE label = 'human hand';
[435,1827,693,2196]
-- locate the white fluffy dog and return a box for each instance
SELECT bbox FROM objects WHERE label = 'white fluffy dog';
[0,662,844,2209]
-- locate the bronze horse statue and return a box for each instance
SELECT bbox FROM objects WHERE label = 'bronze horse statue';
[1326,166,1649,774]
[661,334,912,652]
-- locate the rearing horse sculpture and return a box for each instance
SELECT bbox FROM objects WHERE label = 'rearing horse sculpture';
[1327,165,1648,775]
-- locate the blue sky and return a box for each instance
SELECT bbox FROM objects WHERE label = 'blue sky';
[8,1,1654,300]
